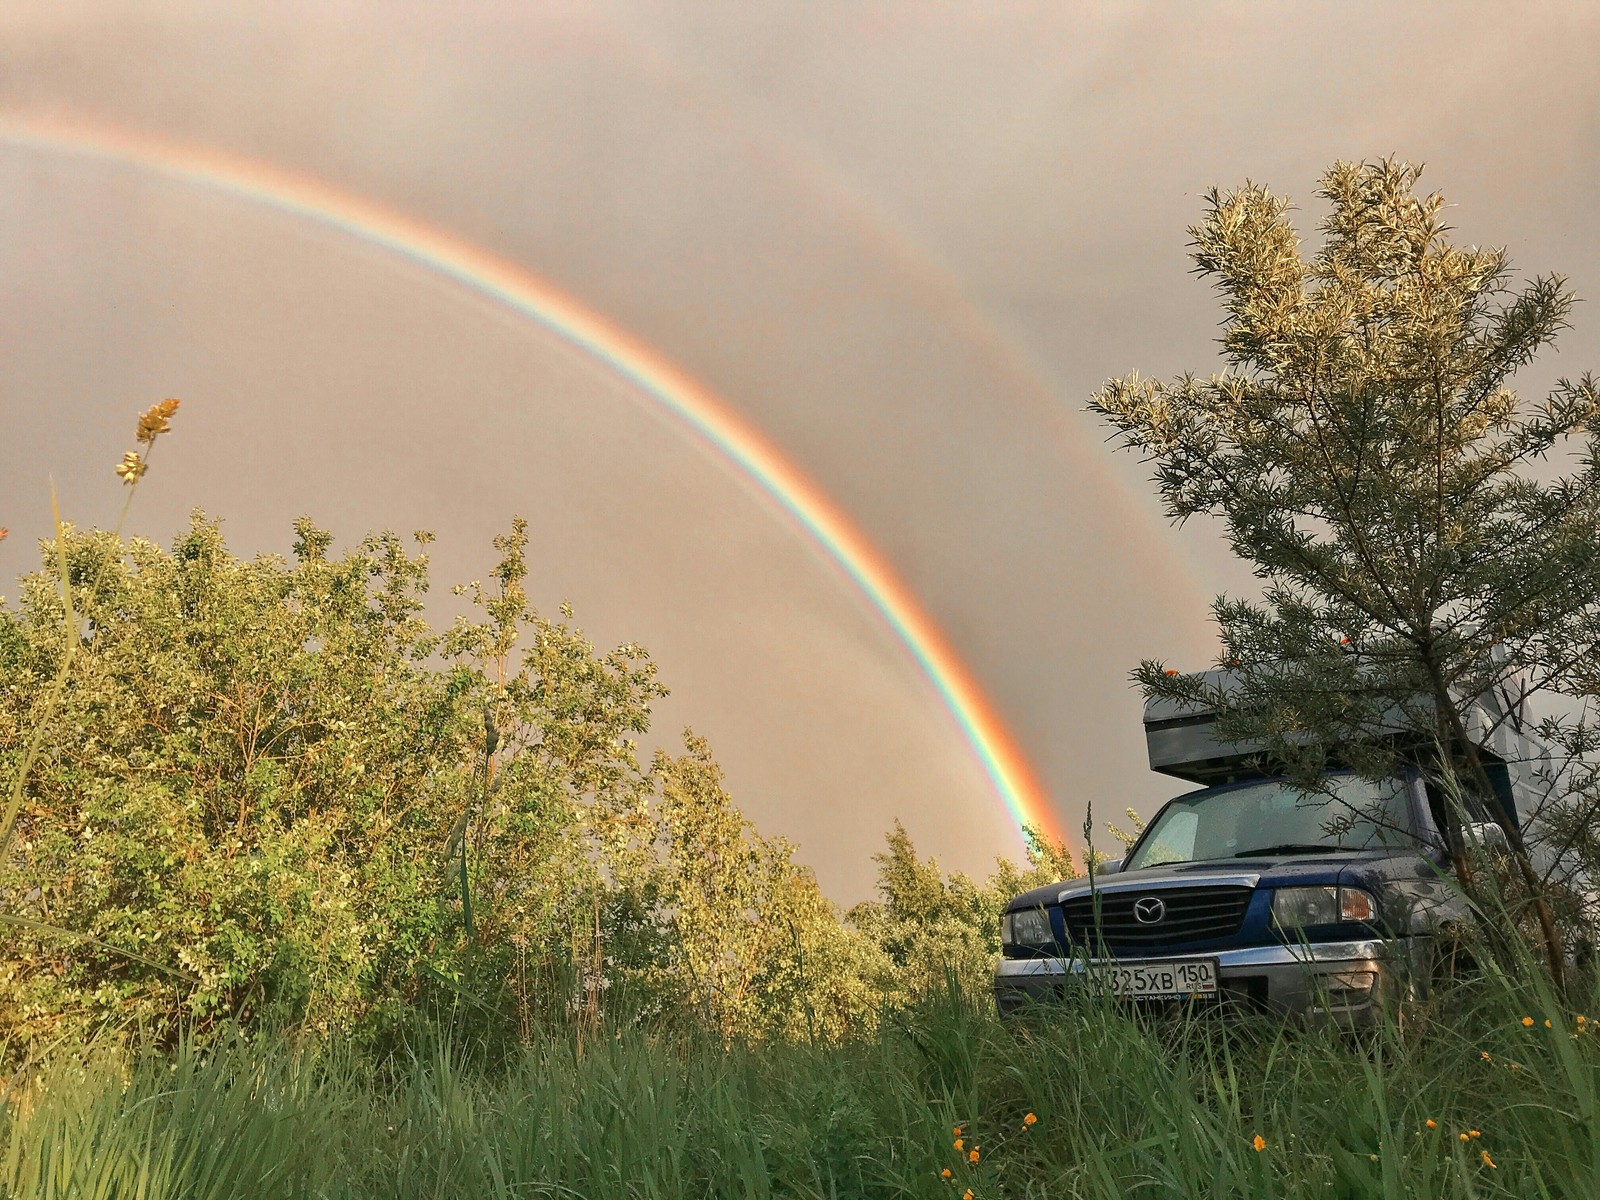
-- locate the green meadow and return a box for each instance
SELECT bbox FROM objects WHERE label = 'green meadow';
[5,973,1599,1200]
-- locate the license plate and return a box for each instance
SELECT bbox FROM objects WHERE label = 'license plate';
[1098,958,1219,1000]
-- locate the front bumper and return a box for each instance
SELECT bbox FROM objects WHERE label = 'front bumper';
[993,937,1425,1025]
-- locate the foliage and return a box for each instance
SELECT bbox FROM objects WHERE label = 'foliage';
[0,506,1079,1055]
[848,822,1078,1000]
[0,397,1091,1083]
[1090,158,1600,976]
[648,735,891,1043]
[1,398,184,868]
[1106,807,1147,851]
[1,516,469,1041]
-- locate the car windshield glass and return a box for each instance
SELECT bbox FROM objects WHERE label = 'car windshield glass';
[1124,775,1416,870]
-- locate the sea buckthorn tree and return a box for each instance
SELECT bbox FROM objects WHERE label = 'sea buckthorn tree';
[1091,158,1600,982]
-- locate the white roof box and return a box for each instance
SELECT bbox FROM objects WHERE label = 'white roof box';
[1142,670,1265,784]
[1143,667,1552,798]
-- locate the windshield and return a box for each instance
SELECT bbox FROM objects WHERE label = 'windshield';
[1124,774,1417,870]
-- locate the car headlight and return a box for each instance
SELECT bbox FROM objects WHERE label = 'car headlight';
[1271,886,1377,929]
[1002,907,1053,946]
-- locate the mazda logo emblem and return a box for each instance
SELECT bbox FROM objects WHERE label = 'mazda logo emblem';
[1132,896,1166,924]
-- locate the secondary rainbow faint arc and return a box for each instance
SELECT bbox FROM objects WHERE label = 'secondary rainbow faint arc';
[0,114,1066,846]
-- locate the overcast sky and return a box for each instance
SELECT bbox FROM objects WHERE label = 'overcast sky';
[2,2,1597,899]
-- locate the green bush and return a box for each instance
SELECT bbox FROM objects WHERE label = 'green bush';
[2,514,1065,1056]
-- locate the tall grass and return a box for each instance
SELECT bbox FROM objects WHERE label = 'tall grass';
[4,967,1597,1200]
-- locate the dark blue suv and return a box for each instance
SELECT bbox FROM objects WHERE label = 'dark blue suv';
[994,770,1464,1022]
[993,672,1577,1024]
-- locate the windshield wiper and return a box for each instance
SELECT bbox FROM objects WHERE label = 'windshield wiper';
[1231,843,1337,858]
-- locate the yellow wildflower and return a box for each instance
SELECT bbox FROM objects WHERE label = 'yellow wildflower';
[1545,1020,1553,1028]
[1023,1112,1038,1127]
[1522,1016,1535,1027]
[1481,1150,1497,1169]
[963,1191,974,1200]
[941,1168,952,1180]
[953,1126,962,1136]
[953,1138,963,1151]
[1481,1052,1492,1061]
[135,398,180,444]
[1469,1130,1480,1139]
[1459,1133,1470,1142]
[969,1149,980,1164]
[115,451,147,484]
[1252,1134,1267,1152]
[1425,1120,1437,1130]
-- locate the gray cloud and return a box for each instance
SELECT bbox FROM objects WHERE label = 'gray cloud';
[1,1,1594,898]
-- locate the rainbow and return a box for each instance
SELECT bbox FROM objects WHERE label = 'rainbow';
[0,113,1065,846]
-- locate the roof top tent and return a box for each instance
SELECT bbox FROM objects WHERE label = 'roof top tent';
[1142,669,1556,829]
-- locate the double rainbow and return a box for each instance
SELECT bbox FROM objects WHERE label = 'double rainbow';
[0,114,1064,846]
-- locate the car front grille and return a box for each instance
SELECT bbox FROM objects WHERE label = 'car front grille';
[1060,885,1252,951]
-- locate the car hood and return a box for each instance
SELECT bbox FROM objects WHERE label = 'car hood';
[1006,851,1418,911]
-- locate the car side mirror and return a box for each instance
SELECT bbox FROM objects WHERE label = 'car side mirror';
[1096,858,1123,876]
